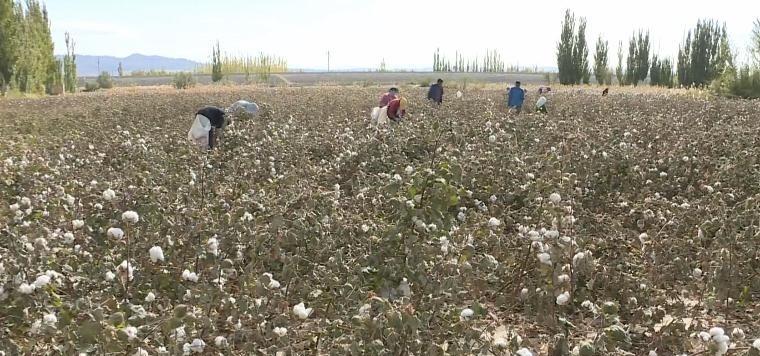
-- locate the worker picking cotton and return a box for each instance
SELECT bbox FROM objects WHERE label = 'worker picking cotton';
[535,96,548,114]
[187,100,260,150]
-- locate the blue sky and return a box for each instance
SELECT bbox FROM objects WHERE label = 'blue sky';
[46,0,760,70]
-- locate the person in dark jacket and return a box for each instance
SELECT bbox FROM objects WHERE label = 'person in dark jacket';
[602,87,609,96]
[198,107,227,149]
[427,79,444,104]
[507,81,526,114]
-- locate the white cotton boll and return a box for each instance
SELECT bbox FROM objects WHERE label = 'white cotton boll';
[649,351,657,356]
[752,339,760,350]
[638,233,648,244]
[526,173,535,180]
[102,189,116,201]
[105,271,116,281]
[119,260,135,281]
[537,252,552,266]
[731,328,744,339]
[404,166,414,175]
[72,220,85,230]
[214,335,228,348]
[709,327,725,337]
[34,275,51,288]
[133,348,149,356]
[63,232,75,244]
[268,278,280,289]
[489,195,497,203]
[94,203,103,210]
[699,332,712,341]
[405,200,415,209]
[549,193,561,204]
[207,237,219,256]
[660,172,668,178]
[123,325,138,340]
[516,348,533,356]
[693,268,702,279]
[713,334,730,344]
[145,292,156,303]
[488,217,501,229]
[149,246,164,263]
[361,224,370,233]
[557,274,570,283]
[9,203,19,212]
[556,291,570,305]
[189,338,205,353]
[182,269,199,283]
[457,211,466,221]
[122,211,139,223]
[43,313,57,326]
[20,197,31,207]
[489,135,497,143]
[18,283,35,294]
[273,327,287,337]
[293,302,313,319]
[459,308,474,321]
[520,288,529,299]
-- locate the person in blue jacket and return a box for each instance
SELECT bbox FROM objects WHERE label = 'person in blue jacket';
[507,81,526,114]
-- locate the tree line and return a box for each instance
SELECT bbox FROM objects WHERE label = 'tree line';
[0,0,76,95]
[198,41,289,83]
[557,10,760,97]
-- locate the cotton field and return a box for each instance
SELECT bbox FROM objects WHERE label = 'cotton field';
[1,85,760,355]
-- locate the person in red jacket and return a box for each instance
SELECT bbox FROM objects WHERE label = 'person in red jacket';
[386,96,407,122]
[379,87,399,107]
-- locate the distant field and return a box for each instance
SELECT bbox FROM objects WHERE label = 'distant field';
[79,72,550,87]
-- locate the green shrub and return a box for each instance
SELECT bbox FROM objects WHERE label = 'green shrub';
[96,71,114,89]
[173,72,196,89]
[83,82,99,92]
[711,66,760,99]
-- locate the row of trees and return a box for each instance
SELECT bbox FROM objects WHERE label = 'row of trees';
[0,0,75,95]
[557,11,590,84]
[433,48,506,73]
[559,10,759,97]
[198,41,288,82]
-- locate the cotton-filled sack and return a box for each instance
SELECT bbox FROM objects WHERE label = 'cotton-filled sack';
[188,114,212,148]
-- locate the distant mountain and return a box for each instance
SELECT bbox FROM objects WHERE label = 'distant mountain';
[60,53,202,76]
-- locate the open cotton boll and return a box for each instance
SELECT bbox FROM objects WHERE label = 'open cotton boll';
[182,269,199,282]
[556,291,570,305]
[72,219,85,229]
[537,252,552,266]
[43,313,57,326]
[102,189,116,201]
[516,348,533,356]
[488,217,501,229]
[207,237,219,256]
[18,283,35,294]
[122,210,139,223]
[214,336,228,348]
[145,292,156,303]
[189,338,205,353]
[33,274,51,288]
[123,325,138,340]
[753,339,760,350]
[459,308,474,321]
[273,327,287,337]
[293,302,313,319]
[549,193,562,204]
[149,246,164,263]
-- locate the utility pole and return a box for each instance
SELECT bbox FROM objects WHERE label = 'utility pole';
[327,51,330,72]
[97,57,101,73]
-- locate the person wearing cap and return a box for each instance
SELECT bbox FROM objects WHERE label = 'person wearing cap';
[427,79,444,104]
[379,87,399,107]
[507,81,526,114]
[386,96,407,122]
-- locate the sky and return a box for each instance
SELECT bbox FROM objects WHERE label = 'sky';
[46,0,760,70]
